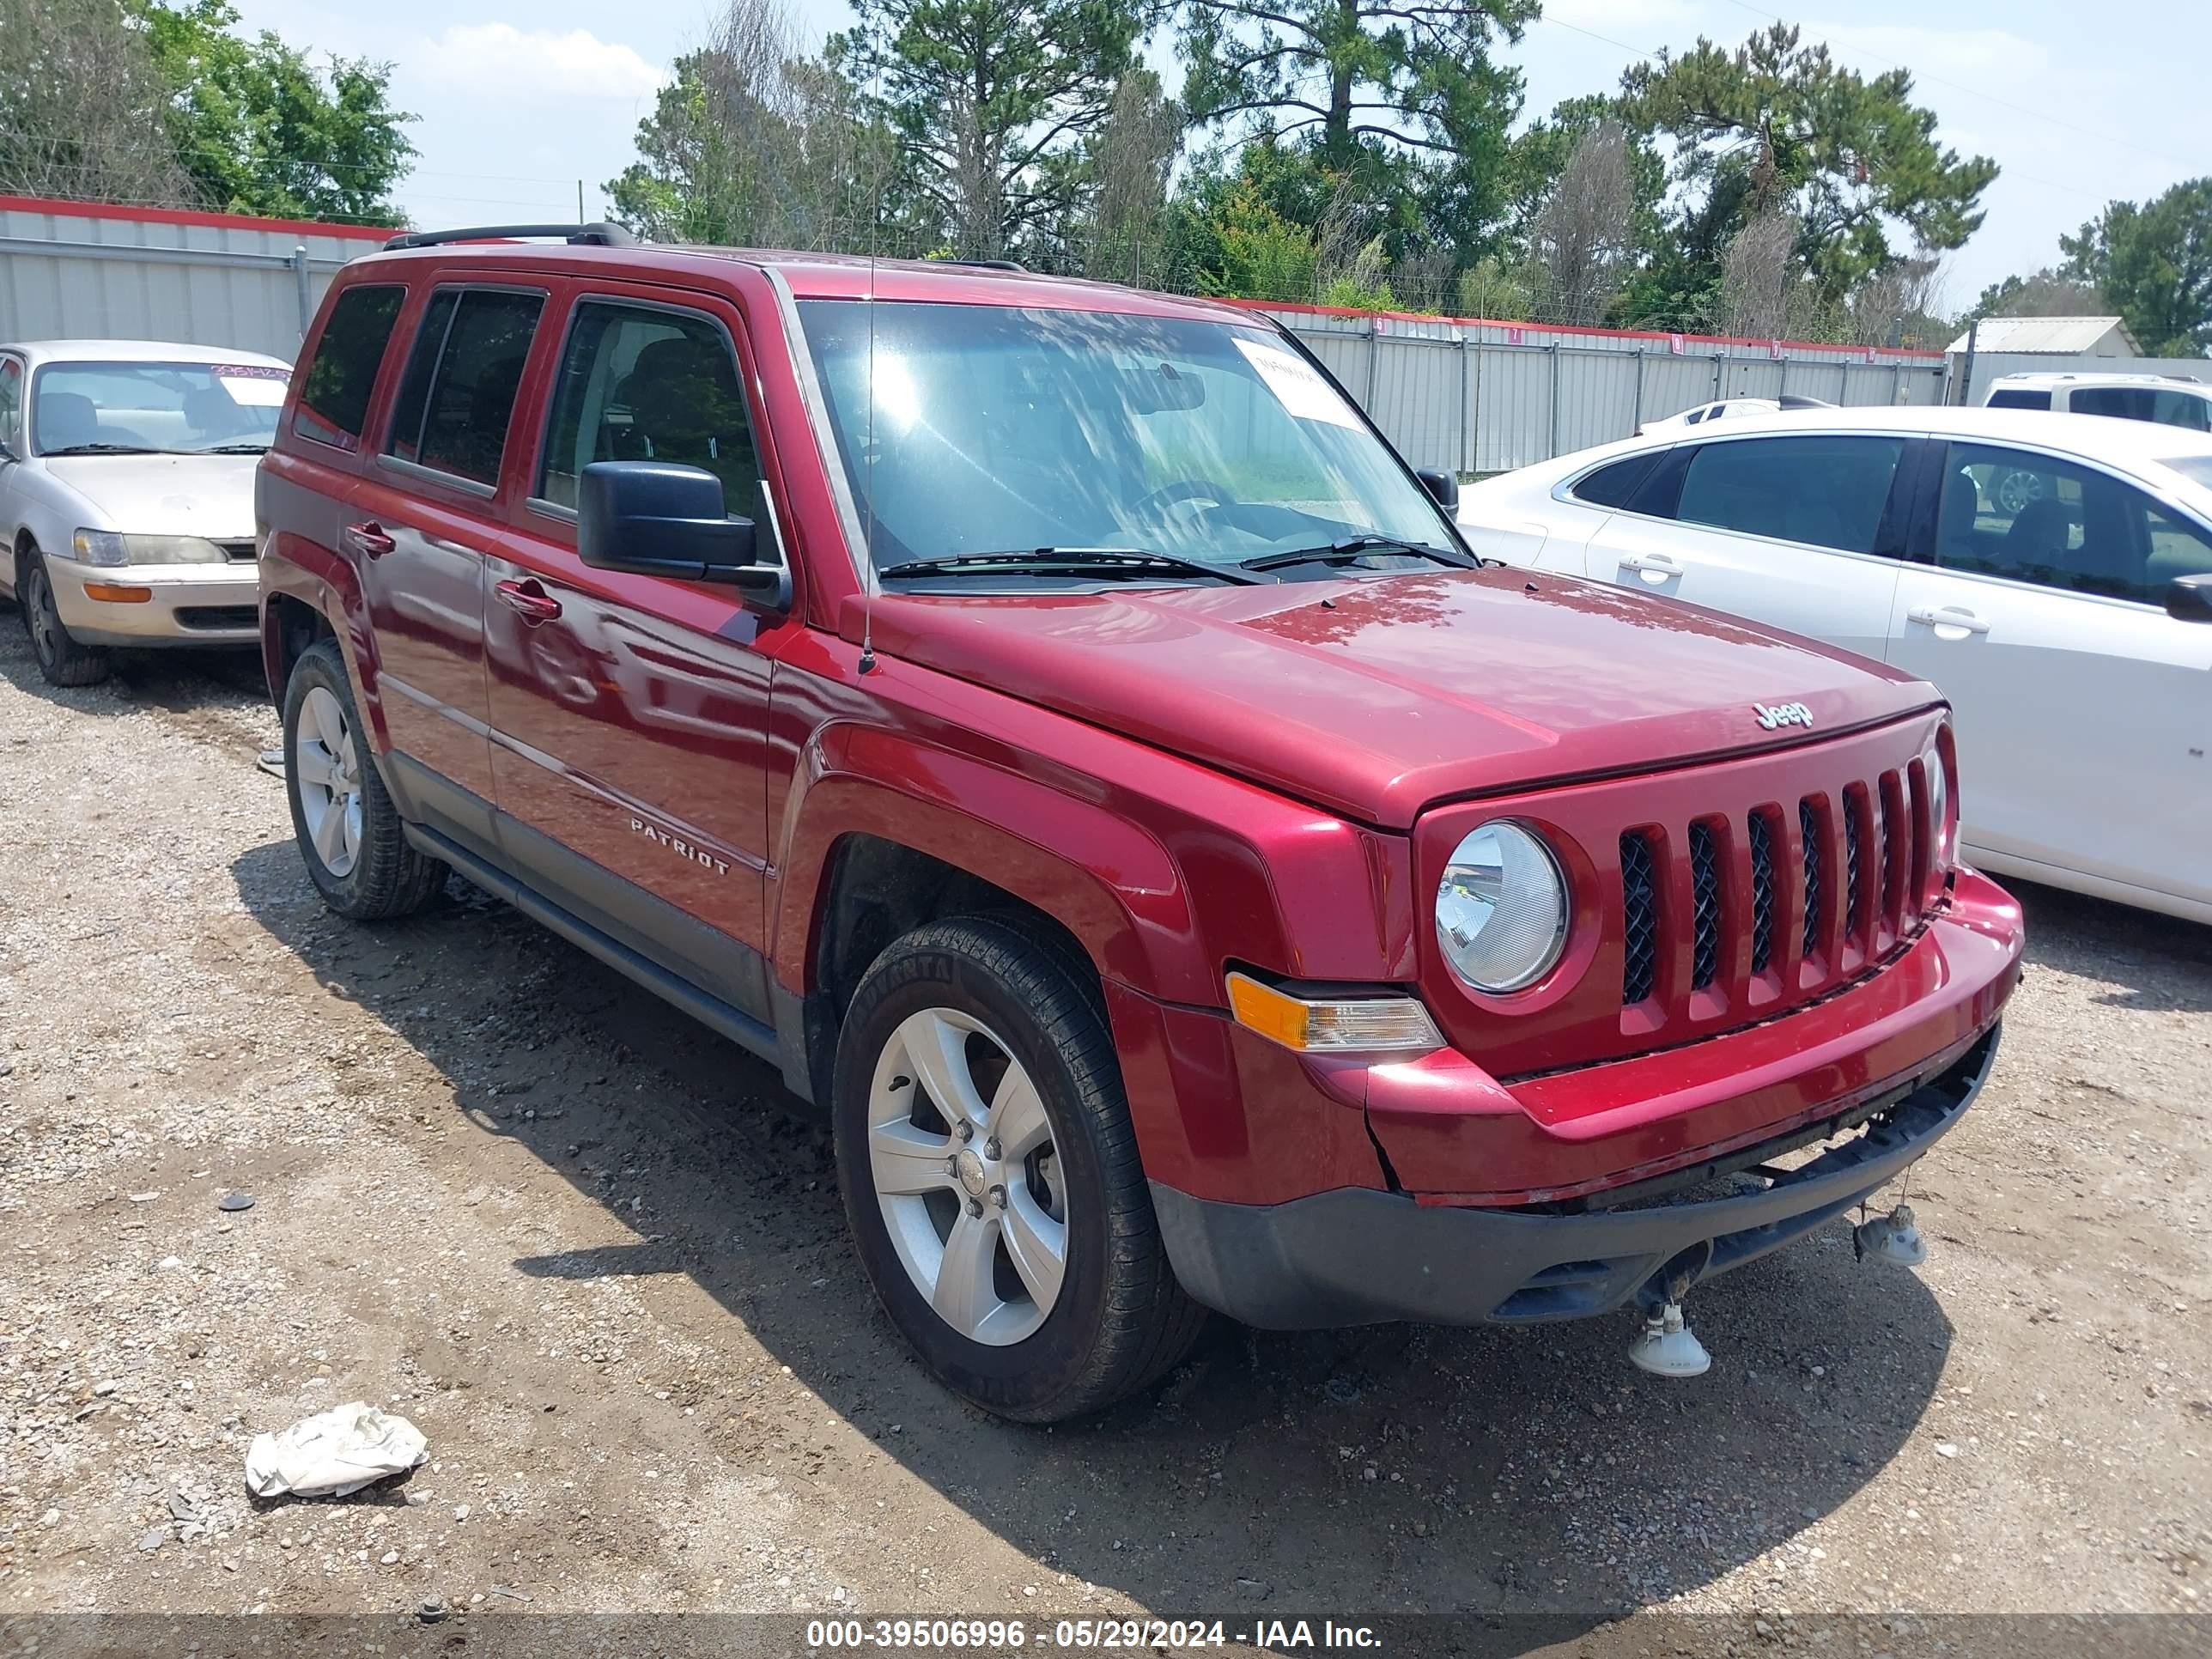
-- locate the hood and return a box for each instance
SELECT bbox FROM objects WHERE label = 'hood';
[868,569,1939,827]
[44,453,260,539]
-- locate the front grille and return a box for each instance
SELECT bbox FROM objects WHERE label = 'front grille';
[1687,823,1722,991]
[1843,793,1864,945]
[1620,831,1657,1006]
[1799,800,1822,958]
[1747,811,1776,975]
[1611,762,1933,1014]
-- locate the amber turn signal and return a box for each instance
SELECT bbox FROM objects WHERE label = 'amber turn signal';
[82,583,154,603]
[1224,971,1443,1054]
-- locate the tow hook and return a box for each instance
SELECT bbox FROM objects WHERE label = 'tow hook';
[1854,1200,1929,1267]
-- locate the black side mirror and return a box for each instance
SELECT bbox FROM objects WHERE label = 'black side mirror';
[2167,570,2212,623]
[577,461,786,605]
[1415,467,1459,510]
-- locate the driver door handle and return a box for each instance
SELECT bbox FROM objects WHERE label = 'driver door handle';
[342,520,395,559]
[495,577,562,623]
[1620,551,1681,574]
[1907,605,1990,635]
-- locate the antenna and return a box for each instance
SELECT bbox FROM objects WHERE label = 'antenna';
[856,52,884,677]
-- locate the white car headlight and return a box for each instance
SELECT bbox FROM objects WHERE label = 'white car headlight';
[1923,741,1952,868]
[1436,821,1571,993]
[72,530,228,567]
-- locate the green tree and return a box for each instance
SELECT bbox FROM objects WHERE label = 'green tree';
[1961,269,2106,326]
[1621,24,1996,319]
[1179,2,1535,262]
[831,0,1150,262]
[607,3,896,251]
[131,0,412,222]
[2060,179,2212,356]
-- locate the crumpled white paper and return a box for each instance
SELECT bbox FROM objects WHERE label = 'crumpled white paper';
[244,1401,428,1498]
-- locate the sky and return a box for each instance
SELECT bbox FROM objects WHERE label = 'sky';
[226,0,2209,316]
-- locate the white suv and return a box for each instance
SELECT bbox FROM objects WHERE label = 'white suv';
[1985,372,2212,432]
[1455,405,2212,923]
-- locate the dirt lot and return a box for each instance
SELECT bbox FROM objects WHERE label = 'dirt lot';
[0,621,2207,1651]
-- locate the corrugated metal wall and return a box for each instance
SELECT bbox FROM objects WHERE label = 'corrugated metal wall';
[1948,349,2212,405]
[0,199,384,360]
[1250,307,1948,475]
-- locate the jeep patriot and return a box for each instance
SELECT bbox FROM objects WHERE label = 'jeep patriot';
[257,225,2024,1420]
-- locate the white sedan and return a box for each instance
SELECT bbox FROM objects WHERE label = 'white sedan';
[0,339,291,685]
[1458,404,2212,924]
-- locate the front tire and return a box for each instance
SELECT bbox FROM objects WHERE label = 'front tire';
[282,639,444,920]
[20,550,110,687]
[833,916,1205,1422]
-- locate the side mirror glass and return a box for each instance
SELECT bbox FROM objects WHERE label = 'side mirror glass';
[2166,570,2212,623]
[1416,467,1459,511]
[577,461,784,605]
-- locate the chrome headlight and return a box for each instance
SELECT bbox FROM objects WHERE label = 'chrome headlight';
[1923,741,1952,868]
[72,530,228,567]
[1436,821,1570,993]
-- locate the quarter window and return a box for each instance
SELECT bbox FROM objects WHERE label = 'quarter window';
[385,288,544,487]
[1570,452,1661,509]
[1933,441,2212,604]
[537,301,765,526]
[294,284,404,451]
[1673,434,1906,555]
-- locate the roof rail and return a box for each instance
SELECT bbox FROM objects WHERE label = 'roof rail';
[381,222,637,252]
[929,257,1026,273]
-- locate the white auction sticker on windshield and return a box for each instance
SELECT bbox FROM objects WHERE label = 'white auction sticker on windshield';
[216,368,289,407]
[1232,337,1364,429]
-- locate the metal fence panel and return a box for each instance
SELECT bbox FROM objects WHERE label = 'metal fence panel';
[0,199,384,357]
[1253,305,1946,474]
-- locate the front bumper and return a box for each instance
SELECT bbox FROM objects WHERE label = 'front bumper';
[46,555,259,647]
[1152,1022,1999,1329]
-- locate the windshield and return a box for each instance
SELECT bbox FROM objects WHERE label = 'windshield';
[31,360,289,456]
[796,301,1455,574]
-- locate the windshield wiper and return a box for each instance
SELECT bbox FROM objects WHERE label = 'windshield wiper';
[882,547,1260,586]
[1240,534,1478,574]
[40,443,163,457]
[198,442,271,454]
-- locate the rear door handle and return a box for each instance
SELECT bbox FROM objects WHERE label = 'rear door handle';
[1907,605,1990,635]
[342,520,395,559]
[495,577,562,623]
[1620,551,1682,578]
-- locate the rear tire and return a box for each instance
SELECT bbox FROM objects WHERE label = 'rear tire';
[21,550,110,687]
[833,915,1206,1422]
[282,639,444,920]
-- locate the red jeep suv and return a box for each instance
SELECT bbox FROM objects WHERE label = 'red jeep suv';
[257,226,2023,1420]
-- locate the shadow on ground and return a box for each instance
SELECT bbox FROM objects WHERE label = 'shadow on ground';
[229,836,1971,1620]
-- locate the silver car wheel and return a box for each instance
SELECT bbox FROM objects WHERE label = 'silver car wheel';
[294,684,364,879]
[866,1006,1066,1346]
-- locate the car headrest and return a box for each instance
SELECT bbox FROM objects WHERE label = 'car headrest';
[36,391,100,450]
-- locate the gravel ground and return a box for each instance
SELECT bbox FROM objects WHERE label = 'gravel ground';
[0,622,2206,1650]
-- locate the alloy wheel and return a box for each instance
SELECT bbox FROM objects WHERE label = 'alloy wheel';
[865,1006,1067,1346]
[294,684,364,878]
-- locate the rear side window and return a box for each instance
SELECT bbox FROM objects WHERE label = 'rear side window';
[536,300,764,524]
[385,287,544,487]
[1986,386,2051,412]
[2071,386,2154,422]
[294,284,404,450]
[1674,434,1907,555]
[1570,452,1661,509]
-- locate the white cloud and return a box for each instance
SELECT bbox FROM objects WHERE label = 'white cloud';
[414,24,669,102]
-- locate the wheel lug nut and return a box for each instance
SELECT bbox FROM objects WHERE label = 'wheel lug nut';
[965,1196,983,1218]
[983,1137,1000,1160]
[956,1122,974,1143]
[989,1184,1006,1209]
